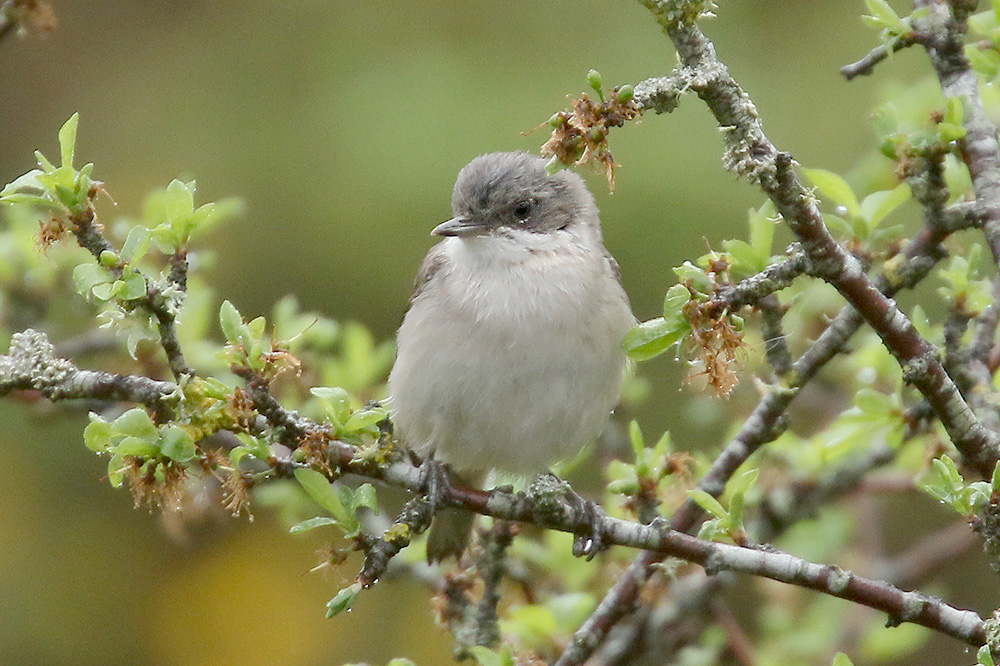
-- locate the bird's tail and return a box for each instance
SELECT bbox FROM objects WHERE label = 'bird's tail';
[426,508,477,563]
[425,469,486,563]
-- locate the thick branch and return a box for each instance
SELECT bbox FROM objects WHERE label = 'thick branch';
[0,329,177,406]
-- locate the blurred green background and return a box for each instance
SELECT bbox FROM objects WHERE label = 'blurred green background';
[0,1,991,665]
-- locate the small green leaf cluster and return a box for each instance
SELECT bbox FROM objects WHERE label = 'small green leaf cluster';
[605,421,674,497]
[292,467,378,539]
[623,284,693,362]
[307,386,388,445]
[0,114,95,215]
[144,179,242,253]
[767,386,907,475]
[920,454,995,517]
[219,299,273,373]
[936,243,993,316]
[873,97,972,197]
[860,0,923,48]
[84,407,196,487]
[967,2,1000,79]
[72,250,146,302]
[722,200,778,277]
[688,467,758,543]
[802,167,911,242]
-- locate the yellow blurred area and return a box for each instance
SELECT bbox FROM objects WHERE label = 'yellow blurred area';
[2,1,972,665]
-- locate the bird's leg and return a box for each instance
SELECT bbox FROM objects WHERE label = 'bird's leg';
[526,472,607,561]
[415,453,452,516]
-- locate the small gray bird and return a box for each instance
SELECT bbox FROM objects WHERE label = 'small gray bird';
[388,151,635,561]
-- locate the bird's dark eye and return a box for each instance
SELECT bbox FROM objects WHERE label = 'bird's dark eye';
[513,201,532,221]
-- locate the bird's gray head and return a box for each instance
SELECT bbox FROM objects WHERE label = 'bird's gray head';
[432,152,598,239]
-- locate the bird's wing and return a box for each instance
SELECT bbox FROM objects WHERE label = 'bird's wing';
[410,242,450,305]
[602,246,624,286]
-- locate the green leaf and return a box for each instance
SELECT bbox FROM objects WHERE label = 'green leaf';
[121,226,151,263]
[749,199,777,254]
[310,386,352,425]
[470,647,502,666]
[628,420,645,458]
[864,0,905,32]
[945,96,964,125]
[72,263,112,294]
[113,436,161,458]
[113,407,159,441]
[353,483,378,514]
[116,272,147,300]
[802,168,861,218]
[107,453,127,487]
[855,388,896,418]
[58,113,79,168]
[687,489,728,520]
[832,653,855,666]
[34,151,55,172]
[289,516,339,534]
[860,183,911,232]
[978,645,996,666]
[326,583,361,618]
[343,406,388,433]
[0,193,58,207]
[229,446,252,469]
[219,300,247,346]
[623,317,688,362]
[160,425,196,462]
[293,467,358,534]
[663,284,690,320]
[938,122,967,143]
[91,282,115,301]
[729,468,759,497]
[83,415,116,453]
[165,179,195,224]
[673,261,713,293]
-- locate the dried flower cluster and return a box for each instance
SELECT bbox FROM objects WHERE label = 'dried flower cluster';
[539,87,642,192]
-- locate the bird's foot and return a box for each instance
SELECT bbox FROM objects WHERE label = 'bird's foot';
[525,472,607,561]
[416,456,451,516]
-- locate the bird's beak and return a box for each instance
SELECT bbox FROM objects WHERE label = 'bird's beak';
[431,216,489,237]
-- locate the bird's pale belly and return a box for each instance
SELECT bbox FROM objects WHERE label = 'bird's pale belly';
[389,273,631,474]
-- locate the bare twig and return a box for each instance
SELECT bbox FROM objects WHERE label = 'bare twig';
[709,244,810,315]
[841,33,919,80]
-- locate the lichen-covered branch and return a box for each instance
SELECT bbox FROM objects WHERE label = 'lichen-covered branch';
[0,329,177,406]
[709,244,809,314]
[638,0,999,475]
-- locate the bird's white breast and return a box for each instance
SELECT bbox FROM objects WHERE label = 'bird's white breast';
[388,232,634,474]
